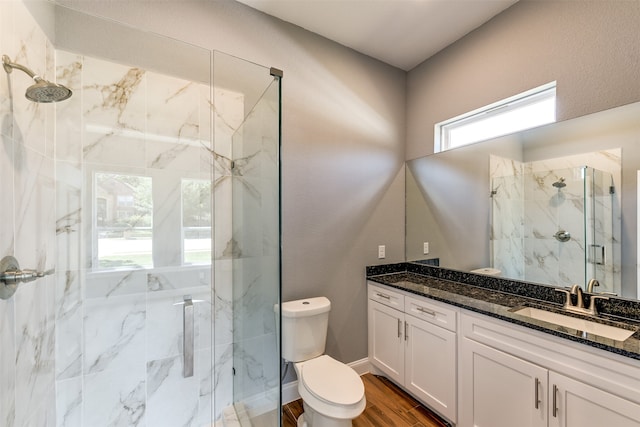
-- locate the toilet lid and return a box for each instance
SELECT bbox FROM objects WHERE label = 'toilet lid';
[300,355,364,406]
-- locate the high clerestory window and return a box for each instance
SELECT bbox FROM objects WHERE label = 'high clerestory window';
[435,82,556,153]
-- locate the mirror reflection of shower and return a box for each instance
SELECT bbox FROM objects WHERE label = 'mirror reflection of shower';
[2,54,72,102]
[489,152,621,294]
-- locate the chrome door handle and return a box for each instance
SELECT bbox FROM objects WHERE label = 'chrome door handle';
[534,378,541,409]
[376,292,391,300]
[174,295,204,378]
[552,384,559,418]
[397,318,402,338]
[183,297,194,377]
[404,321,408,341]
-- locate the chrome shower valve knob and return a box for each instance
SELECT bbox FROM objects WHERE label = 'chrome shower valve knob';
[2,269,45,284]
[0,255,54,300]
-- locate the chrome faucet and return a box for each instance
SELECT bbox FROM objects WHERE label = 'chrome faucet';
[587,278,600,293]
[555,284,583,312]
[570,284,585,309]
[555,284,609,316]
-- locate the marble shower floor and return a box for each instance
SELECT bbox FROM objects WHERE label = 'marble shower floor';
[282,373,449,427]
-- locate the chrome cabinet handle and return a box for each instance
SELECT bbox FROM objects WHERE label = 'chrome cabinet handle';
[552,384,559,418]
[397,318,401,338]
[534,378,541,409]
[376,292,391,300]
[416,306,436,316]
[0,255,54,300]
[404,321,408,341]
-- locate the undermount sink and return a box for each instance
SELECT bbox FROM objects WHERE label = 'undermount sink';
[511,306,636,342]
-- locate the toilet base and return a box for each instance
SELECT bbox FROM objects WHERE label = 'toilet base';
[297,402,354,427]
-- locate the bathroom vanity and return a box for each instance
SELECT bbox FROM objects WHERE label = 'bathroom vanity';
[368,283,457,422]
[366,263,640,427]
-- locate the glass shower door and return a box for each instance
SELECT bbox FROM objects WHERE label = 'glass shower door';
[213,52,281,426]
[584,167,615,291]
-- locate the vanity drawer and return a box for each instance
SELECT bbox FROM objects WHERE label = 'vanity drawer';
[368,283,404,311]
[405,295,457,332]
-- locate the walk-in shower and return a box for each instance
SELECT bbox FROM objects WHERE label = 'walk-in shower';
[491,157,620,292]
[2,54,72,102]
[0,3,281,426]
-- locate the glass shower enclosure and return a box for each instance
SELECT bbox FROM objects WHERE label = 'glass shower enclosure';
[491,161,617,292]
[0,3,281,427]
[213,52,282,426]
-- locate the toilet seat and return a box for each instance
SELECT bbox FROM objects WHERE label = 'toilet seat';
[301,355,364,405]
[296,355,366,420]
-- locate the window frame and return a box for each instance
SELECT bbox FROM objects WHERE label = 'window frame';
[434,81,557,153]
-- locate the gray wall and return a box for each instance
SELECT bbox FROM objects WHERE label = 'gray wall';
[57,0,407,366]
[406,0,640,160]
[56,0,640,368]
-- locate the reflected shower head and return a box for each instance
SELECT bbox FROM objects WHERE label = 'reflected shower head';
[552,177,566,188]
[2,54,72,103]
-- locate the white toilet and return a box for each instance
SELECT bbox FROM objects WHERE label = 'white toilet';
[281,297,366,427]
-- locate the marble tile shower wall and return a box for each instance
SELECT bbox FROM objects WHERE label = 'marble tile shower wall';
[53,48,225,427]
[0,1,57,426]
[491,149,621,292]
[490,155,526,280]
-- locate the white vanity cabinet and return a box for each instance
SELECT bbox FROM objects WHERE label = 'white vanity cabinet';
[459,311,640,427]
[367,282,457,423]
[548,371,640,427]
[367,280,640,427]
[368,289,405,384]
[460,338,549,427]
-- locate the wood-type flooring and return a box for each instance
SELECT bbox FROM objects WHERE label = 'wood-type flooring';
[282,373,449,427]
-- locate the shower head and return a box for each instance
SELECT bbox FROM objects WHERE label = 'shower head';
[2,54,72,103]
[552,177,566,188]
[25,78,72,103]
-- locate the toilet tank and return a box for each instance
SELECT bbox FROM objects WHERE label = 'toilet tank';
[281,297,331,362]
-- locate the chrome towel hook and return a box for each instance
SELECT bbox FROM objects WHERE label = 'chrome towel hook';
[0,255,54,300]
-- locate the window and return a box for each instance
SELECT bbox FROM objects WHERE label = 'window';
[95,173,153,269]
[182,179,212,265]
[117,195,134,207]
[435,82,556,152]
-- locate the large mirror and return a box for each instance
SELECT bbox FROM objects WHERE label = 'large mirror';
[406,101,640,299]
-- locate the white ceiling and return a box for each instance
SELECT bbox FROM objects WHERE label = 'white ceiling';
[235,0,518,71]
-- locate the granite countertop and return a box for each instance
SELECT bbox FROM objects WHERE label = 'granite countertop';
[367,268,640,361]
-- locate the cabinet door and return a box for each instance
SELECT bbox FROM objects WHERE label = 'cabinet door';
[459,339,547,427]
[405,314,457,423]
[549,372,640,427]
[368,299,404,383]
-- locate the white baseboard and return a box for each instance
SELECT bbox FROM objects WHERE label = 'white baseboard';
[282,380,300,406]
[282,357,371,405]
[349,357,371,376]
